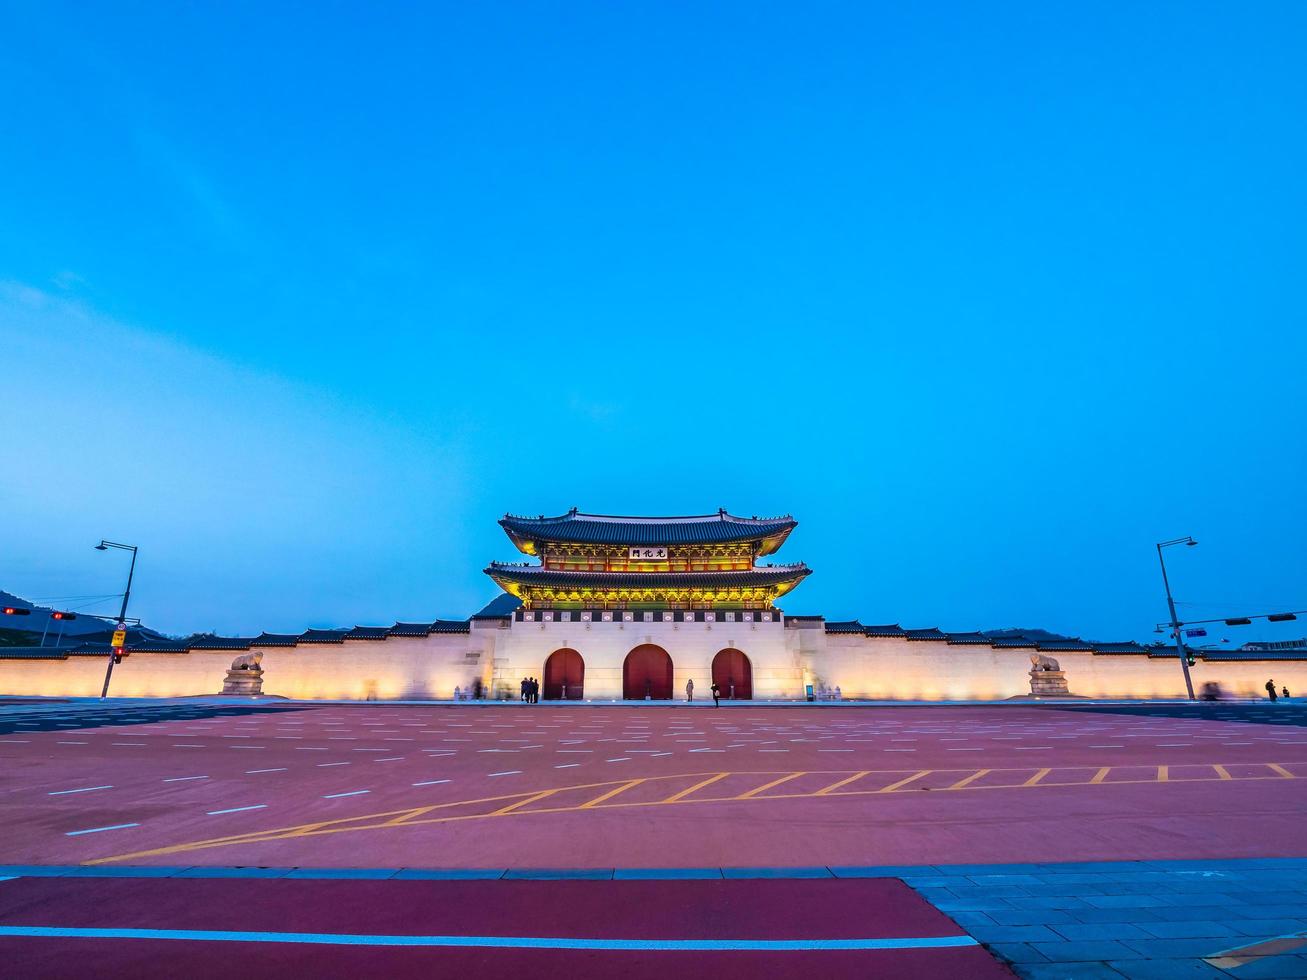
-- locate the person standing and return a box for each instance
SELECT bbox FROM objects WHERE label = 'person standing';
[710,681,720,707]
[1266,679,1278,702]
[685,678,694,703]
[520,677,528,702]
[1283,686,1291,701]
[530,677,539,703]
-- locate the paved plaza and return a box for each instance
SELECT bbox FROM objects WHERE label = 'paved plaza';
[3,699,1307,976]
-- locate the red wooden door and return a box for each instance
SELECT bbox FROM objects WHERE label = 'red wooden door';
[712,648,752,699]
[543,648,584,700]
[623,644,673,700]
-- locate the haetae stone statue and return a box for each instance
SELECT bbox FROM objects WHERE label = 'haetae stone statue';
[1028,653,1070,697]
[222,651,264,696]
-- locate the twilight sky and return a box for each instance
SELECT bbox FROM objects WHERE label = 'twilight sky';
[2,2,1304,642]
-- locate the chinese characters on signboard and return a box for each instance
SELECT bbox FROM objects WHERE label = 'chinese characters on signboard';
[628,547,668,560]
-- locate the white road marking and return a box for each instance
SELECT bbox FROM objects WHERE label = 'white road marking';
[317,762,351,767]
[48,785,113,796]
[245,768,288,774]
[65,823,138,836]
[163,775,209,782]
[488,771,521,777]
[207,805,267,815]
[554,764,580,769]
[323,790,370,799]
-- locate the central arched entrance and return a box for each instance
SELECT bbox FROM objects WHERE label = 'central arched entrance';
[623,644,673,700]
[712,648,752,700]
[543,648,584,700]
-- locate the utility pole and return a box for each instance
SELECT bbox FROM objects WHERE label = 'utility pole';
[96,541,138,699]
[1156,537,1197,701]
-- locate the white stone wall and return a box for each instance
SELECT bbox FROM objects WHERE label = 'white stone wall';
[3,621,1306,701]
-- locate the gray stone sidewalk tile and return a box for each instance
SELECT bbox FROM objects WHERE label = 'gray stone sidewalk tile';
[988,909,1077,926]
[1230,918,1307,936]
[947,911,996,927]
[1012,896,1094,910]
[1052,922,1153,942]
[969,874,1048,886]
[986,942,1050,964]
[1072,909,1163,924]
[1122,938,1235,958]
[1137,921,1238,939]
[1085,895,1174,909]
[1105,959,1232,979]
[1019,963,1127,979]
[933,898,1017,912]
[1031,939,1145,962]
[970,925,1064,943]
[1148,906,1257,922]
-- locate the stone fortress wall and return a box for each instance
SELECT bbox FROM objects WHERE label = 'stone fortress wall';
[3,615,1304,701]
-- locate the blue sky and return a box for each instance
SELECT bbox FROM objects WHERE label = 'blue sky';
[2,2,1304,641]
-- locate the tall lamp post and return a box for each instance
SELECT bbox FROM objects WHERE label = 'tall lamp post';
[1156,536,1197,701]
[96,540,138,699]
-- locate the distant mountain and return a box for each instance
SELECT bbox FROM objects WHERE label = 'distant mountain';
[981,627,1078,642]
[0,590,168,643]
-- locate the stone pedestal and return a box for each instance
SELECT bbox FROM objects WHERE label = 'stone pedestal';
[222,668,264,696]
[1029,669,1070,697]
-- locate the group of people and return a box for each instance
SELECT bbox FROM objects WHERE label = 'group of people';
[684,678,722,706]
[1266,679,1291,702]
[519,676,540,703]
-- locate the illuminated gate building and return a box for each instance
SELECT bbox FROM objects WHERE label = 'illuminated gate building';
[485,510,812,700]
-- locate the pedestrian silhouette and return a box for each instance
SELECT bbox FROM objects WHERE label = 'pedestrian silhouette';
[1266,679,1278,702]
[1283,686,1291,700]
[686,678,694,702]
[710,681,720,707]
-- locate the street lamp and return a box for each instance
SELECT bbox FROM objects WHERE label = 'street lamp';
[95,540,138,699]
[1156,536,1197,701]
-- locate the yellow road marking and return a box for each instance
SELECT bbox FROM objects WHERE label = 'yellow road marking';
[946,769,991,790]
[816,771,870,795]
[87,760,1303,866]
[662,773,729,803]
[879,770,930,793]
[491,790,559,815]
[1024,768,1051,787]
[580,779,645,808]
[739,772,807,798]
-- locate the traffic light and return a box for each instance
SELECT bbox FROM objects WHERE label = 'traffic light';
[2,606,31,616]
[1224,618,1252,626]
[1268,613,1298,623]
[112,652,123,664]
[50,611,77,621]
[1187,656,1196,667]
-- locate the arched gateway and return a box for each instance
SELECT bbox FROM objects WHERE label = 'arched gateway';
[712,648,752,700]
[543,648,584,700]
[623,644,673,700]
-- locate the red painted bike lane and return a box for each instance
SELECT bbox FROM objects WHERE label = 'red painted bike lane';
[0,876,1012,979]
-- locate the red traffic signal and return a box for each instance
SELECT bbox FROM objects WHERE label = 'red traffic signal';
[3,606,31,616]
[50,611,78,621]
[1268,613,1298,623]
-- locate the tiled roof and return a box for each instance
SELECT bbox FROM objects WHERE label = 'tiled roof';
[1199,649,1307,661]
[500,508,797,554]
[298,629,346,644]
[991,635,1038,648]
[183,636,254,650]
[252,633,300,647]
[344,626,391,641]
[485,563,811,591]
[945,632,991,645]
[430,620,471,634]
[388,623,433,637]
[0,647,71,660]
[823,620,866,634]
[863,624,906,637]
[1091,642,1150,655]
[1037,639,1095,652]
[904,628,947,641]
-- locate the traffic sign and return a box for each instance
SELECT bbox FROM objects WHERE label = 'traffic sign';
[111,630,126,647]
